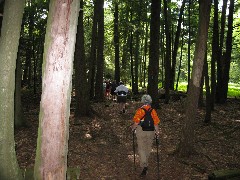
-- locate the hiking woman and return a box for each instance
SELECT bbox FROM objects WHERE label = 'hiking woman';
[131,94,160,177]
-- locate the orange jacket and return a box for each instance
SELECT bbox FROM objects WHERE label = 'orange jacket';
[133,105,160,125]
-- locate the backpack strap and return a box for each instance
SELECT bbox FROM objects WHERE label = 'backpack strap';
[140,107,153,120]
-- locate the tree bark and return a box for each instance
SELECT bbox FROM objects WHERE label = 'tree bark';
[220,0,234,103]
[88,0,98,99]
[177,0,211,157]
[216,0,227,103]
[34,0,80,179]
[163,0,171,104]
[204,54,212,123]
[171,0,186,90]
[95,0,104,101]
[114,2,120,84]
[148,0,160,109]
[74,0,90,120]
[0,0,25,179]
[15,49,25,127]
[210,0,219,109]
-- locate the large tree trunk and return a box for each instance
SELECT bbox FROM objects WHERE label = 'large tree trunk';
[74,0,90,120]
[148,0,160,109]
[34,0,80,179]
[0,0,25,179]
[177,0,211,157]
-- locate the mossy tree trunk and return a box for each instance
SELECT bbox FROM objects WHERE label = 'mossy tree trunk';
[34,0,80,179]
[0,0,25,179]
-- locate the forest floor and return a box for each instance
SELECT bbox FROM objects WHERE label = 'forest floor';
[15,91,240,180]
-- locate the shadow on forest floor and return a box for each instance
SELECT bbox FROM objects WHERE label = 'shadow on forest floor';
[16,91,240,179]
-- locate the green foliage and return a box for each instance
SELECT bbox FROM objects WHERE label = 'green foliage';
[176,82,240,98]
[228,83,240,97]
[175,82,188,92]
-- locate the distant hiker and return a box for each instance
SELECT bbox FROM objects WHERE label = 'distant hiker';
[105,80,111,100]
[110,80,117,101]
[114,81,128,113]
[103,80,107,97]
[131,94,160,177]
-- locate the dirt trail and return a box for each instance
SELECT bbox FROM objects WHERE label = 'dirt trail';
[16,98,240,179]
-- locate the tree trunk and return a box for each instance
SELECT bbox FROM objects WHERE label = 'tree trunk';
[163,0,171,104]
[0,0,25,179]
[0,1,4,36]
[220,0,234,103]
[177,0,211,157]
[88,0,98,99]
[114,2,120,84]
[148,0,160,109]
[143,21,149,88]
[210,0,219,110]
[133,31,140,95]
[34,0,80,179]
[171,0,186,90]
[15,49,25,127]
[74,0,90,120]
[216,0,227,103]
[95,0,104,101]
[187,0,191,91]
[175,37,184,91]
[204,54,212,123]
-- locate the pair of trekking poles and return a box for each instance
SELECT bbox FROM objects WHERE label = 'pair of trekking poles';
[132,131,160,179]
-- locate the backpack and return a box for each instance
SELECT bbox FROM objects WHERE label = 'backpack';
[117,91,127,96]
[140,108,155,131]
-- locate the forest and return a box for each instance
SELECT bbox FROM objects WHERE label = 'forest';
[0,0,240,179]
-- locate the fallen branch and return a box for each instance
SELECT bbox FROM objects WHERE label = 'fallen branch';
[208,169,240,180]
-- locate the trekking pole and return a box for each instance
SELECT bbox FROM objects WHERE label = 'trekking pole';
[132,130,136,172]
[156,135,160,180]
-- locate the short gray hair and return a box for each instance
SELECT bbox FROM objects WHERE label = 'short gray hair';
[141,94,152,104]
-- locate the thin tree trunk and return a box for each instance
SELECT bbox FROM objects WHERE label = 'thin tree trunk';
[176,36,184,91]
[163,0,171,104]
[0,0,25,179]
[204,53,212,123]
[171,0,186,90]
[114,2,120,83]
[15,49,25,127]
[187,0,191,91]
[34,0,80,178]
[211,0,219,109]
[143,22,149,88]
